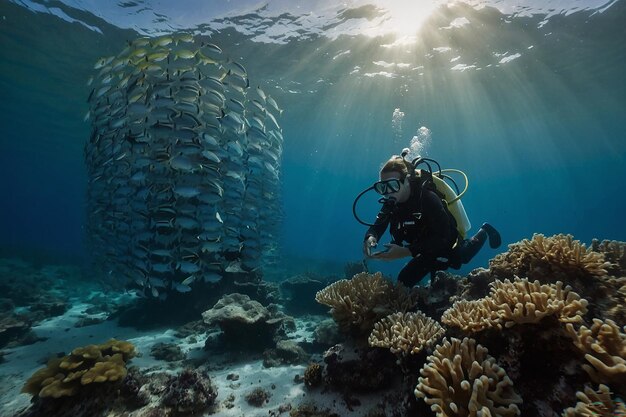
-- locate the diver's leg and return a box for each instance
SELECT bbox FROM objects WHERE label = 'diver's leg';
[397,255,433,287]
[481,223,501,248]
[456,223,502,264]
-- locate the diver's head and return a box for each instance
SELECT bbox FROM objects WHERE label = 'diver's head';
[375,156,413,203]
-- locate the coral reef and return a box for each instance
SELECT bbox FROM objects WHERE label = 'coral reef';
[245,387,271,407]
[415,337,522,417]
[288,402,340,417]
[150,342,186,362]
[566,319,626,388]
[442,278,588,332]
[303,363,323,388]
[414,271,464,318]
[322,341,397,392]
[0,314,37,348]
[591,239,626,277]
[263,339,309,367]
[161,369,218,415]
[280,274,330,315]
[22,339,135,398]
[202,292,294,350]
[489,234,610,282]
[562,384,626,417]
[315,272,415,339]
[368,311,444,356]
[489,278,588,328]
[441,299,500,333]
[313,319,342,347]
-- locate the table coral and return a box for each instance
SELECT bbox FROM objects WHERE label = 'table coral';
[562,384,626,417]
[415,337,522,417]
[368,311,444,355]
[315,272,415,337]
[21,338,135,398]
[566,319,626,386]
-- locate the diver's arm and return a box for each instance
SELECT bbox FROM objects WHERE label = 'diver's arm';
[408,190,453,257]
[364,202,393,242]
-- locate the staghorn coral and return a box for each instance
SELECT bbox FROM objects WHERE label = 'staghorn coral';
[368,311,444,355]
[315,272,415,337]
[415,337,522,417]
[21,339,135,398]
[562,384,626,417]
[489,278,588,328]
[441,299,500,333]
[489,234,610,282]
[566,319,626,386]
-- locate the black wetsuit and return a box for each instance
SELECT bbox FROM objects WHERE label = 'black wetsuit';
[365,176,487,287]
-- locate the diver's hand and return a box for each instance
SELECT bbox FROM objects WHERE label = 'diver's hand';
[371,244,411,261]
[363,236,377,257]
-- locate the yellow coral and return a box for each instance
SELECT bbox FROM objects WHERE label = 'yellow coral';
[441,299,501,333]
[315,272,414,336]
[562,384,626,417]
[566,319,626,385]
[415,337,522,417]
[489,278,588,328]
[369,312,444,355]
[22,339,135,398]
[489,234,610,282]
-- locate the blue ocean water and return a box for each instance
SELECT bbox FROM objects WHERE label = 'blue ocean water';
[0,0,624,278]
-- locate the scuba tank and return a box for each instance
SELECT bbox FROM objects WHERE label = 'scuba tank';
[353,149,471,238]
[416,168,471,238]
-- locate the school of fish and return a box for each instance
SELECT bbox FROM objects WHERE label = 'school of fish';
[84,33,283,299]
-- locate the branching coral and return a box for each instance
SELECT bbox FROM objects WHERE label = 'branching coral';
[562,384,626,417]
[368,311,444,355]
[22,339,136,398]
[591,239,626,277]
[315,272,415,336]
[489,234,610,282]
[441,278,588,332]
[441,299,500,333]
[566,319,626,385]
[489,278,588,328]
[415,337,522,417]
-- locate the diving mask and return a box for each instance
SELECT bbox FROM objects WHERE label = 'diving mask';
[373,178,401,195]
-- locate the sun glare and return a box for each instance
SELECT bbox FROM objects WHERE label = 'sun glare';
[379,0,442,39]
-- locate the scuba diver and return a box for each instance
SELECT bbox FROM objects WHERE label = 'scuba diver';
[353,150,502,287]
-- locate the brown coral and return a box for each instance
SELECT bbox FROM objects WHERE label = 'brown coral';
[490,234,610,282]
[303,363,323,388]
[22,338,136,398]
[368,311,444,355]
[315,272,414,336]
[489,278,588,328]
[591,239,626,277]
[566,319,626,386]
[562,384,626,417]
[415,337,522,417]
[441,299,500,333]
